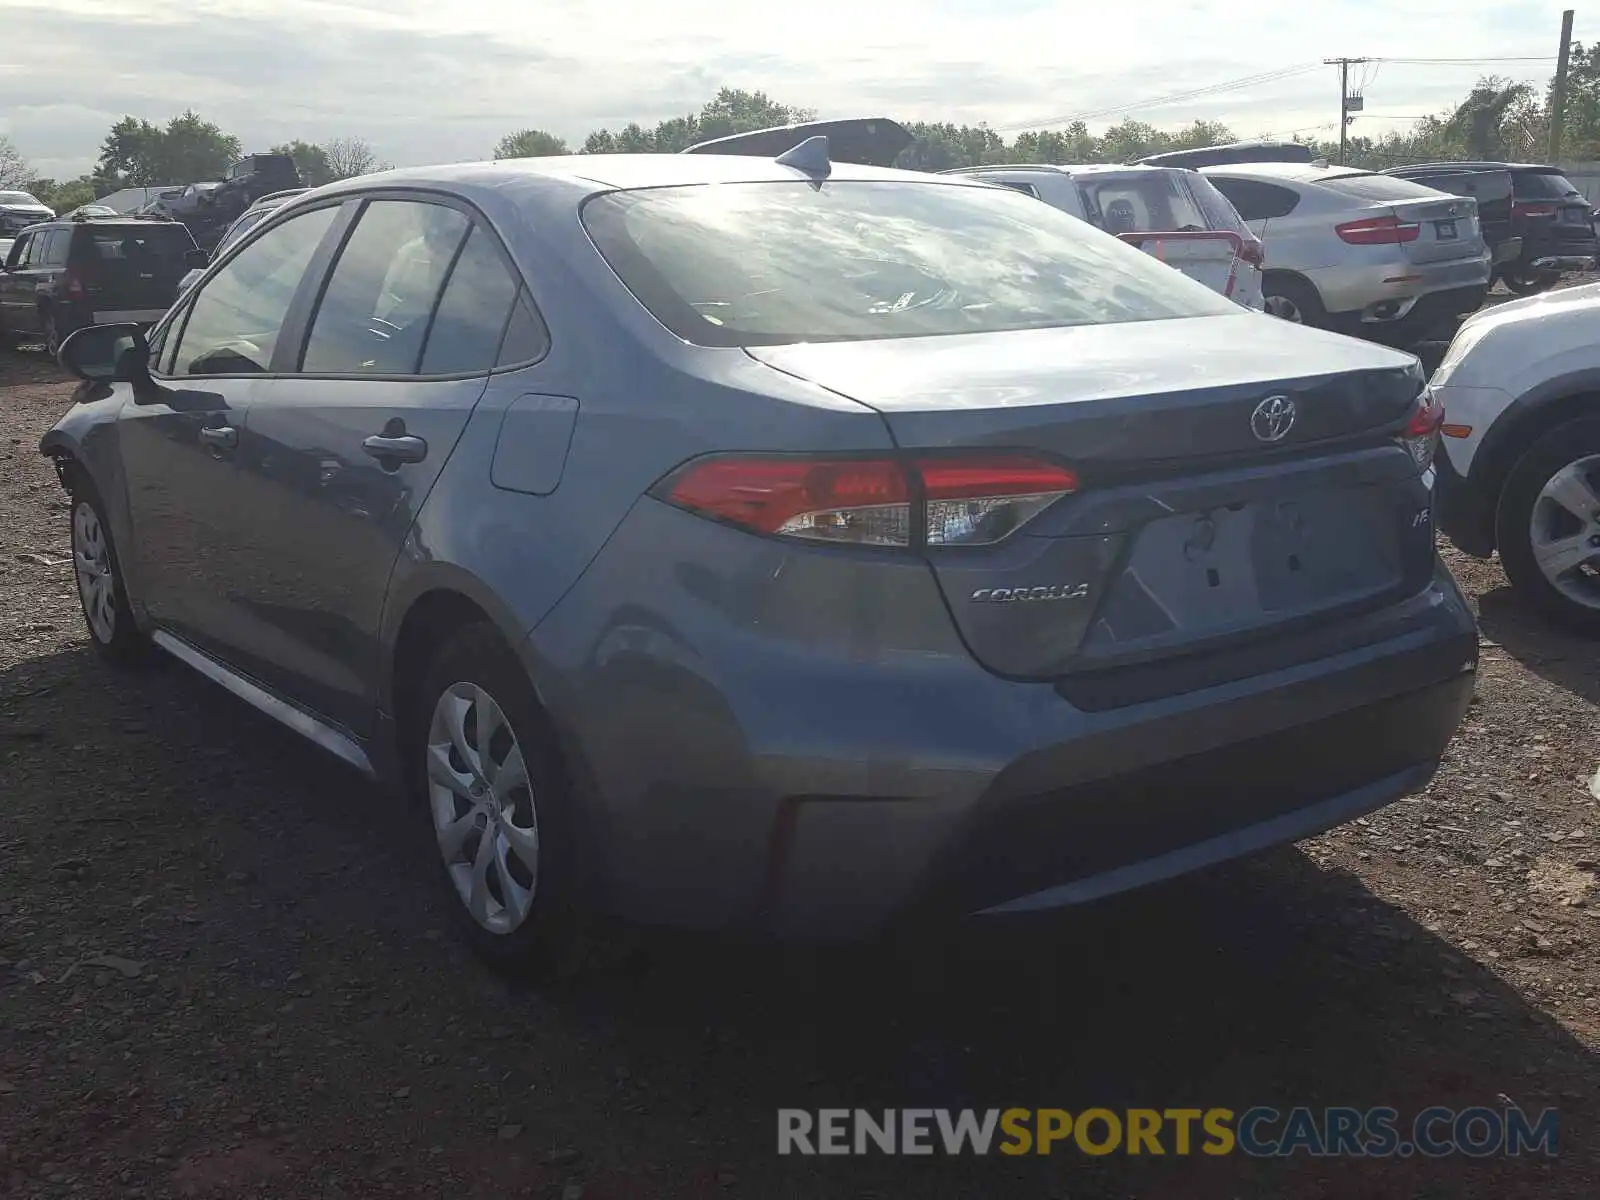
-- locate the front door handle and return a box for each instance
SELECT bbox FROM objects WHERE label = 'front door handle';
[362,434,428,465]
[198,425,237,450]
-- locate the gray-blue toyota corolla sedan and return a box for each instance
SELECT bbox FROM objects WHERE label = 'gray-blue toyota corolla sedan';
[41,148,1478,970]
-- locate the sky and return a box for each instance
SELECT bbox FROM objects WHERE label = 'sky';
[1,0,1590,182]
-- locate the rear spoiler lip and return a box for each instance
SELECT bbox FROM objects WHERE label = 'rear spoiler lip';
[681,117,913,167]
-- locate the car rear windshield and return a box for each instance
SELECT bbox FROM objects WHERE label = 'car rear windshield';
[581,180,1238,347]
[1318,172,1447,202]
[76,226,194,266]
[1073,170,1210,235]
[1514,170,1583,200]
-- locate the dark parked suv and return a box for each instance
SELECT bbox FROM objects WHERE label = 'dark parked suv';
[0,214,205,354]
[1387,161,1597,294]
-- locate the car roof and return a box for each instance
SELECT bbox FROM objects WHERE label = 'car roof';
[307,153,987,206]
[1393,160,1560,173]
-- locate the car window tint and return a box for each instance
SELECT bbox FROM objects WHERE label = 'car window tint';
[1515,171,1583,200]
[994,180,1041,199]
[497,291,551,367]
[418,225,520,374]
[167,204,338,377]
[301,200,469,375]
[218,210,266,254]
[1188,174,1251,235]
[12,233,34,267]
[582,180,1238,348]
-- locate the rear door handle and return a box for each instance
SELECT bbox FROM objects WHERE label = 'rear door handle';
[362,434,428,464]
[198,425,237,450]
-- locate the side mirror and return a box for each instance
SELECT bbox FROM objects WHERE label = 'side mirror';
[58,323,148,384]
[184,248,209,270]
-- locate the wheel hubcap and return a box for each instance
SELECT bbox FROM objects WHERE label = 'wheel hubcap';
[1529,453,1600,610]
[1264,295,1303,322]
[72,502,116,643]
[426,683,539,935]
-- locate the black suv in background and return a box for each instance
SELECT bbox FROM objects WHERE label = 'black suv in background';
[0,214,205,354]
[1387,161,1597,294]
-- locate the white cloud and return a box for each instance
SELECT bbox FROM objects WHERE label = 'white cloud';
[0,0,1582,179]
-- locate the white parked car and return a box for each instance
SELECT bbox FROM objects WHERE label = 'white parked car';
[1431,282,1600,632]
[944,164,1266,311]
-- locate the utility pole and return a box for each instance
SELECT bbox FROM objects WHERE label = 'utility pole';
[1550,9,1576,163]
[1324,58,1370,165]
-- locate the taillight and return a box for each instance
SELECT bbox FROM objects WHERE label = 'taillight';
[63,267,86,301]
[1238,236,1265,267]
[1335,215,1420,245]
[1513,201,1558,218]
[1399,390,1445,473]
[656,453,1079,548]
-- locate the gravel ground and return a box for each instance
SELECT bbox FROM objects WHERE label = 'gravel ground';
[1,332,1597,1198]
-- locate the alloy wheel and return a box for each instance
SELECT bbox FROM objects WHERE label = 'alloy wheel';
[426,682,540,935]
[1528,453,1600,611]
[72,501,117,644]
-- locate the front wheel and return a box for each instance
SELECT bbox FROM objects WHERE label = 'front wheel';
[69,481,152,665]
[1495,418,1600,636]
[410,623,579,976]
[43,307,62,358]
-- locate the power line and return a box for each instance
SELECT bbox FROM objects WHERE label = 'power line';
[1368,55,1559,64]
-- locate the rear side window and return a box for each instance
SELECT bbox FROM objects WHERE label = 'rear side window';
[497,292,550,366]
[1207,177,1300,221]
[417,225,522,375]
[41,230,70,265]
[1187,174,1251,236]
[301,199,469,374]
[1515,170,1583,200]
[994,181,1041,199]
[217,210,268,254]
[167,205,339,377]
[582,180,1237,348]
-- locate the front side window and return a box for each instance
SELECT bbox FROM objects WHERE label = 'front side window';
[166,204,339,377]
[301,199,469,374]
[581,180,1237,348]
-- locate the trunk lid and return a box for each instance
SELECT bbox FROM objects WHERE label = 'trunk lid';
[747,316,1434,682]
[1323,172,1486,264]
[1396,168,1514,246]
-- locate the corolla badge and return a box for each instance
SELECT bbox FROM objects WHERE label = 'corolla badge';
[970,583,1090,604]
[1250,394,1297,443]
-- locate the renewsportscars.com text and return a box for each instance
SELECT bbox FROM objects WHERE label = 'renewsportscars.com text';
[777,1106,1558,1158]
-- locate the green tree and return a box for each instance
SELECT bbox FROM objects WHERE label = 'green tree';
[494,129,569,158]
[581,88,815,154]
[1445,78,1535,159]
[97,111,239,186]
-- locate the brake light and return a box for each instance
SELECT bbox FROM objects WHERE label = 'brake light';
[63,266,86,301]
[657,454,1079,548]
[1399,390,1445,472]
[1238,236,1265,267]
[1335,215,1420,245]
[1513,201,1558,218]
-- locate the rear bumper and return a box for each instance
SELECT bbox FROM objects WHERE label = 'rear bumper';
[1314,251,1492,321]
[535,496,1480,938]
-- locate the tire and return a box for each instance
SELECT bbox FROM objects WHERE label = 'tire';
[1494,417,1600,636]
[1503,268,1558,297]
[67,475,153,666]
[408,623,581,976]
[1262,276,1328,328]
[42,307,61,358]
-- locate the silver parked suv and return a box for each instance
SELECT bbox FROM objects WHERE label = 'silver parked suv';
[1200,162,1492,344]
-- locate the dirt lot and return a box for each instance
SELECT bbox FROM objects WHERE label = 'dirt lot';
[1,338,1597,1199]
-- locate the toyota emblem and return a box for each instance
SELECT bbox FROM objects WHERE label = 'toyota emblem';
[1250,394,1297,443]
